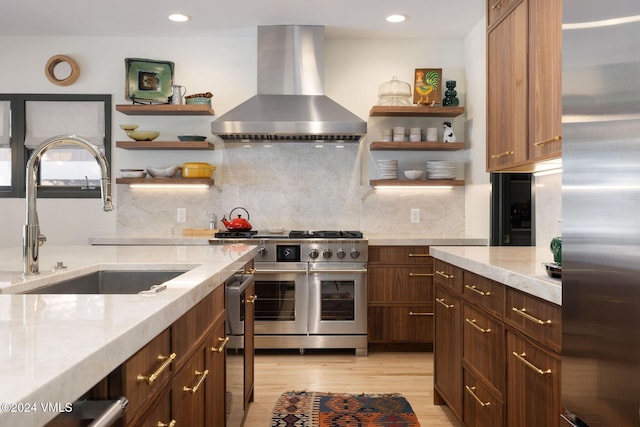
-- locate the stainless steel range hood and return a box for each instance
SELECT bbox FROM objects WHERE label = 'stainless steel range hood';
[211,25,367,142]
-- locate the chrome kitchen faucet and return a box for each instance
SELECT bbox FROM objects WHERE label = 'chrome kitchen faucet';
[23,135,114,276]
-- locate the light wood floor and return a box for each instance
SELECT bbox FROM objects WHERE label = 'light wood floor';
[242,350,461,426]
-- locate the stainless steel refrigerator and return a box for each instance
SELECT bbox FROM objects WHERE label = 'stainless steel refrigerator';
[561,1,640,426]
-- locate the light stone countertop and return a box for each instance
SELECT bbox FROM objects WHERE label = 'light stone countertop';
[429,246,561,305]
[0,244,257,427]
[90,233,489,247]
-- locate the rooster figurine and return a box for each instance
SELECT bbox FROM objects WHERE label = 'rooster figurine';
[414,70,440,105]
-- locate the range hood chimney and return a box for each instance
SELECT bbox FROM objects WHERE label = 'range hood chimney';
[211,25,367,142]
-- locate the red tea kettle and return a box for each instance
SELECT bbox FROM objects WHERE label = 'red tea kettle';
[221,207,252,231]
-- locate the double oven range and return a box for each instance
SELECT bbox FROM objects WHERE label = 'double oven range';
[213,230,368,357]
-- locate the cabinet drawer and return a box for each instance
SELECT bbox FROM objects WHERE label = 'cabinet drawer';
[368,266,433,303]
[119,328,173,421]
[487,0,523,28]
[463,369,504,427]
[132,385,173,427]
[172,349,207,426]
[463,271,504,318]
[434,259,463,294]
[368,246,432,264]
[368,305,434,343]
[463,304,504,392]
[506,331,561,427]
[505,288,561,352]
[173,285,224,368]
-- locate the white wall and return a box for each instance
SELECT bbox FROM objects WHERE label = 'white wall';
[463,16,491,240]
[0,25,490,246]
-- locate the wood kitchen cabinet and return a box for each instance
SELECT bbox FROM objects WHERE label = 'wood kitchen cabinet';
[367,246,434,348]
[486,0,562,172]
[433,259,562,426]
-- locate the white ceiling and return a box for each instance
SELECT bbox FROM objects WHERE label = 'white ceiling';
[0,0,485,39]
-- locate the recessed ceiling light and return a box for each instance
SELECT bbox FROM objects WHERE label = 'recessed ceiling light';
[386,14,407,23]
[169,13,191,22]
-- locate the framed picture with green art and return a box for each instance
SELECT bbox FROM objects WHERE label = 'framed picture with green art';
[125,58,175,104]
[413,68,442,105]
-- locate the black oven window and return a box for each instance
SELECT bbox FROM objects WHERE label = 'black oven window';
[254,280,296,321]
[320,280,355,321]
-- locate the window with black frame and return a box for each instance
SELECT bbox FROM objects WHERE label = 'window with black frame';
[0,94,111,199]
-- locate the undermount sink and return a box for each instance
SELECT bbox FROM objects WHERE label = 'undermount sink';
[25,270,187,294]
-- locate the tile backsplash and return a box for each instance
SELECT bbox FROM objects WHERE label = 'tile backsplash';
[116,141,467,238]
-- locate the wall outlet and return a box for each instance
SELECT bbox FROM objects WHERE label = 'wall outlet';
[410,208,420,224]
[177,208,187,223]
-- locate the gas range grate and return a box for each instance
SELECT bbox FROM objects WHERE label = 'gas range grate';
[214,230,258,238]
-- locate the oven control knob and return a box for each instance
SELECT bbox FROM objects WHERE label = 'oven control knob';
[258,247,268,257]
[309,248,320,259]
[322,248,333,259]
[336,248,347,259]
[350,248,361,259]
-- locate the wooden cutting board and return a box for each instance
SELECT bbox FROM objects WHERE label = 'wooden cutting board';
[182,228,218,236]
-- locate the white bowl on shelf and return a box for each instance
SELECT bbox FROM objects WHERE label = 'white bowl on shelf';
[147,165,179,178]
[404,170,424,180]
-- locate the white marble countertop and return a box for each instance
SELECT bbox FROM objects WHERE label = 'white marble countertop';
[90,233,488,247]
[0,244,257,427]
[367,238,488,246]
[429,246,561,305]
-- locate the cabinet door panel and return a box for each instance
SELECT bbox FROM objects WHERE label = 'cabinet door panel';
[463,272,504,318]
[368,305,433,343]
[506,331,560,427]
[205,318,226,427]
[368,266,433,303]
[434,259,464,294]
[528,0,562,161]
[505,287,561,352]
[172,349,206,426]
[463,369,504,427]
[463,304,505,392]
[434,285,463,420]
[368,246,431,264]
[487,0,528,171]
[132,386,172,427]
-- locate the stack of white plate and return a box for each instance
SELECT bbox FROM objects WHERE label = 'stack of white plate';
[426,161,456,179]
[376,160,399,179]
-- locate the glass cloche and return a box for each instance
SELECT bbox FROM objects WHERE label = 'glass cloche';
[377,76,412,106]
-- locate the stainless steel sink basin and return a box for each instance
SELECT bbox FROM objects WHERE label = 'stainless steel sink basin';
[26,270,187,294]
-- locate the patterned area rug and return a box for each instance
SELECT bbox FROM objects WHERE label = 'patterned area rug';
[271,390,421,426]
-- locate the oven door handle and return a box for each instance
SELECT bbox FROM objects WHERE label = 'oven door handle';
[254,268,308,274]
[309,269,368,274]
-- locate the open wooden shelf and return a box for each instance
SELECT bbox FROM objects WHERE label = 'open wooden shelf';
[370,179,464,187]
[115,104,215,116]
[370,141,464,151]
[116,141,215,150]
[116,178,215,186]
[369,106,465,117]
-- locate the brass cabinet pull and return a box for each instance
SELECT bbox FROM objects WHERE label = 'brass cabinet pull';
[435,270,454,279]
[409,311,434,316]
[408,253,431,257]
[137,353,176,385]
[409,272,434,277]
[491,0,504,10]
[157,421,176,427]
[465,318,491,334]
[512,352,552,375]
[247,295,258,304]
[183,369,209,394]
[490,150,515,159]
[534,135,562,147]
[512,307,552,326]
[465,385,491,407]
[465,284,491,296]
[211,336,230,353]
[436,298,454,309]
